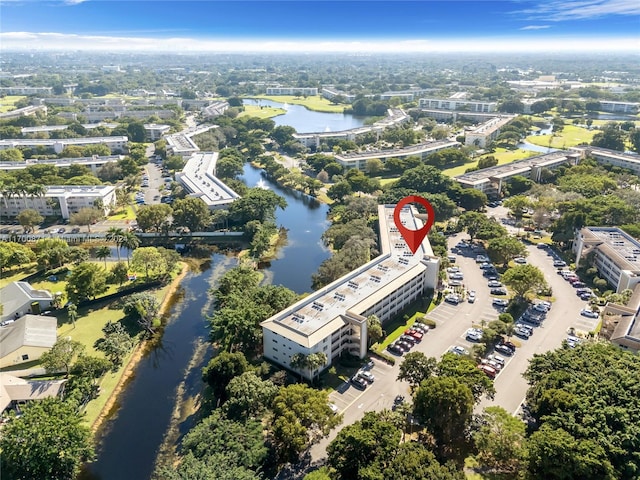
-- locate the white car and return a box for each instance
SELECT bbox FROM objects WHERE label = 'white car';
[449,345,469,355]
[580,309,600,319]
[488,280,503,288]
[466,328,483,342]
[450,272,464,280]
[329,403,339,413]
[468,290,476,303]
[514,257,527,264]
[445,293,462,305]
[358,371,375,383]
[492,298,509,307]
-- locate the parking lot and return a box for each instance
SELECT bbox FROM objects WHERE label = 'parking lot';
[311,232,594,461]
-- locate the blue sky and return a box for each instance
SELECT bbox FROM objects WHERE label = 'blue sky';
[1,0,638,52]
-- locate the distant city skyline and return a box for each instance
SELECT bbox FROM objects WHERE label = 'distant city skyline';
[1,0,638,52]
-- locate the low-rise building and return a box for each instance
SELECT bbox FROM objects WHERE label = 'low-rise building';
[335,140,460,170]
[0,105,47,120]
[0,373,66,414]
[571,146,640,175]
[0,136,128,154]
[0,283,54,322]
[0,86,53,95]
[165,133,200,157]
[175,152,240,210]
[0,155,123,175]
[604,286,640,352]
[464,115,516,147]
[202,101,230,118]
[0,184,117,219]
[598,100,639,114]
[0,315,58,368]
[574,227,640,293]
[144,123,171,141]
[260,204,440,380]
[266,87,318,96]
[455,150,580,198]
[418,97,497,113]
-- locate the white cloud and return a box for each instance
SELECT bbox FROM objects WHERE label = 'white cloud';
[519,0,640,21]
[63,0,88,4]
[520,25,551,30]
[0,31,637,53]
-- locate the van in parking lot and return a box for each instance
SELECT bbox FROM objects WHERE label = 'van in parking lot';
[479,364,497,379]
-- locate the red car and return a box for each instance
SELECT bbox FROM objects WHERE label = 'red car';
[405,329,423,341]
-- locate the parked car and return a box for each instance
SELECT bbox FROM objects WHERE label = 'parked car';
[447,266,460,273]
[487,354,506,367]
[388,343,404,355]
[450,272,464,280]
[466,328,483,342]
[478,364,497,379]
[514,325,531,339]
[572,281,586,288]
[392,395,405,411]
[468,290,476,303]
[476,255,489,263]
[358,371,375,383]
[491,287,508,295]
[488,280,503,288]
[533,303,549,313]
[445,293,462,304]
[537,243,549,249]
[480,262,493,269]
[350,376,368,390]
[400,334,418,345]
[514,257,527,264]
[397,340,413,351]
[580,308,600,318]
[71,227,80,234]
[553,260,567,267]
[405,329,423,341]
[58,228,66,234]
[449,345,469,356]
[329,403,339,413]
[492,298,509,307]
[494,344,514,356]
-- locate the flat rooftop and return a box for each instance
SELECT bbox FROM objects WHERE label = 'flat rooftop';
[468,115,515,135]
[262,204,437,347]
[0,136,127,147]
[584,227,640,272]
[175,152,239,208]
[335,140,460,162]
[455,151,574,184]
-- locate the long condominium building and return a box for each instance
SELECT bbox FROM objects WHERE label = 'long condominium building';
[418,97,497,113]
[455,150,581,198]
[574,227,640,293]
[335,140,460,170]
[175,152,240,210]
[261,204,440,380]
[464,115,516,147]
[0,155,123,174]
[0,185,116,219]
[0,136,128,154]
[571,146,640,175]
[266,87,318,96]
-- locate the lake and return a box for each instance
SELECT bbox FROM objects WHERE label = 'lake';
[243,98,367,133]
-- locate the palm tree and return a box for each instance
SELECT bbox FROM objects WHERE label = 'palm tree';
[95,246,111,268]
[121,232,140,265]
[106,227,125,261]
[28,184,46,211]
[290,353,308,381]
[307,352,328,383]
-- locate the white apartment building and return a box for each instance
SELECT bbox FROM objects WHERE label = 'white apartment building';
[165,133,201,157]
[418,97,497,113]
[455,150,580,198]
[0,185,117,219]
[321,87,358,103]
[574,227,640,293]
[175,152,240,210]
[0,282,54,322]
[598,101,639,114]
[261,204,440,380]
[144,124,171,141]
[0,105,47,120]
[604,286,640,352]
[464,115,516,148]
[335,140,461,170]
[202,101,230,118]
[571,146,640,175]
[0,136,128,154]
[0,86,53,95]
[0,155,123,174]
[266,87,318,96]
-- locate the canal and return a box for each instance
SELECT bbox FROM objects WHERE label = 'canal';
[82,164,330,479]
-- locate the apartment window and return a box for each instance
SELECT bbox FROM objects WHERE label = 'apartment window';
[22,354,29,361]
[273,348,278,352]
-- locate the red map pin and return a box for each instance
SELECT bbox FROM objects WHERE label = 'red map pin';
[393,195,436,254]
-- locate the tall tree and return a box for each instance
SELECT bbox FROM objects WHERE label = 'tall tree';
[135,203,173,232]
[40,338,85,377]
[121,231,140,265]
[69,207,104,233]
[487,236,527,267]
[17,208,43,234]
[202,351,249,402]
[131,246,167,280]
[501,264,547,299]
[397,351,437,389]
[171,197,211,232]
[95,245,111,268]
[0,398,94,480]
[65,262,108,303]
[122,292,161,335]
[106,226,125,261]
[94,321,135,369]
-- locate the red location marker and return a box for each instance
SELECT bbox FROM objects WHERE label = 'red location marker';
[393,195,435,254]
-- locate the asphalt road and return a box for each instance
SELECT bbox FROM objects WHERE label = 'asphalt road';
[311,232,591,463]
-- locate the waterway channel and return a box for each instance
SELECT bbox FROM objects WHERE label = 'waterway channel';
[82,164,330,479]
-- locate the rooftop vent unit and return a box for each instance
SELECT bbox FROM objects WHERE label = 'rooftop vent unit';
[292,313,305,323]
[347,281,359,289]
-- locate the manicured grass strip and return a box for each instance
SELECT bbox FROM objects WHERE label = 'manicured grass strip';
[442,148,537,177]
[525,125,596,149]
[249,95,346,113]
[107,204,137,221]
[239,104,287,119]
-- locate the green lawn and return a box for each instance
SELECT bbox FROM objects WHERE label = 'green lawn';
[239,104,286,119]
[249,95,346,113]
[0,264,40,289]
[442,148,537,177]
[0,95,26,113]
[107,204,136,221]
[525,125,596,149]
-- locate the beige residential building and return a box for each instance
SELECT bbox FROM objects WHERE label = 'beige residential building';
[261,204,440,380]
[0,315,57,368]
